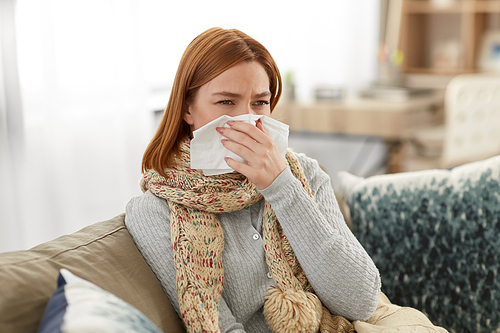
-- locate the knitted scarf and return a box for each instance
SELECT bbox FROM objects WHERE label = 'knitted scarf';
[141,138,352,333]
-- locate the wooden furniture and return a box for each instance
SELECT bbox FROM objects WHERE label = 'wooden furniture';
[273,90,445,173]
[401,0,500,76]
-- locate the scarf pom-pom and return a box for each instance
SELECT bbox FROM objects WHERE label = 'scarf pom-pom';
[264,286,322,333]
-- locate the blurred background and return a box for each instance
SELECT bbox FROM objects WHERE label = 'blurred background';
[1,0,500,252]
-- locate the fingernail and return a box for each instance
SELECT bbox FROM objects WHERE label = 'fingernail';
[227,121,234,126]
[221,139,226,145]
[216,127,224,133]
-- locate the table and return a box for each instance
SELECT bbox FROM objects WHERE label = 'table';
[273,90,445,173]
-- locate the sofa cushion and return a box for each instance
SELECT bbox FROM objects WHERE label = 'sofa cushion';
[0,214,185,333]
[338,155,500,333]
[37,268,162,333]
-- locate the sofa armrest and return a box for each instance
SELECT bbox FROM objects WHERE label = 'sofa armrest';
[0,213,185,333]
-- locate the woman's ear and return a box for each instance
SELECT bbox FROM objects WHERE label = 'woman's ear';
[183,102,194,126]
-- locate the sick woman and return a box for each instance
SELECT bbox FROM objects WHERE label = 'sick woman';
[125,27,381,333]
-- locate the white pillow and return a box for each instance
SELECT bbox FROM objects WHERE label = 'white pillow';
[37,268,162,333]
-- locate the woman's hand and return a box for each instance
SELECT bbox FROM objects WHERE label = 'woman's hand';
[216,119,287,190]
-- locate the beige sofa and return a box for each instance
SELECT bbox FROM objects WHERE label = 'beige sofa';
[0,214,186,333]
[0,209,456,333]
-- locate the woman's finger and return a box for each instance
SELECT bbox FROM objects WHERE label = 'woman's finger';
[221,138,259,165]
[226,120,273,146]
[217,125,262,153]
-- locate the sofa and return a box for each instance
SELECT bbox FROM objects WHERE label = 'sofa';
[1,155,498,333]
[0,213,186,333]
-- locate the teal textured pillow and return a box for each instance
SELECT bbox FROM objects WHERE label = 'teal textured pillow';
[338,155,500,333]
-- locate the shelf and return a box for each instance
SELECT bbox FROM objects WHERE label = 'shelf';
[474,1,500,12]
[406,0,500,13]
[400,0,500,82]
[405,1,466,13]
[405,67,475,75]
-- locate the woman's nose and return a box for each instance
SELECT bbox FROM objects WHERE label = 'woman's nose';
[236,104,256,116]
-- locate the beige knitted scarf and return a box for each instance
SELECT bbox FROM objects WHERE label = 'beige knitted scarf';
[141,138,353,333]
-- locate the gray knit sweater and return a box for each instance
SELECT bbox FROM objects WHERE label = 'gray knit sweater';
[125,153,381,332]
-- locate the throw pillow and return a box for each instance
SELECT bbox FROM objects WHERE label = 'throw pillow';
[338,155,500,333]
[37,269,162,333]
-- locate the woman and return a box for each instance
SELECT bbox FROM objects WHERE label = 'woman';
[125,27,381,333]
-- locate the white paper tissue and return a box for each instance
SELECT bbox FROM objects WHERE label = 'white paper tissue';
[190,114,289,176]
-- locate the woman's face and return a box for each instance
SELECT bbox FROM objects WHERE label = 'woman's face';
[183,61,271,131]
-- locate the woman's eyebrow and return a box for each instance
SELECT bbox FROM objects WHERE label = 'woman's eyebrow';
[255,91,271,98]
[212,91,271,98]
[212,92,240,98]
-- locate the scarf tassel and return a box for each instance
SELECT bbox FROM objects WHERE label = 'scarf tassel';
[264,285,323,333]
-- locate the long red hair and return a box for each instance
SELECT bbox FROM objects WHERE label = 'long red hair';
[142,27,282,177]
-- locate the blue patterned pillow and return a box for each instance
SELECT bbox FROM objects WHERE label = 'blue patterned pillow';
[338,155,500,333]
[37,269,162,333]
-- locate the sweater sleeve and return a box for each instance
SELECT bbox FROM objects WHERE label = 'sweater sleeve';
[125,191,246,333]
[258,154,381,321]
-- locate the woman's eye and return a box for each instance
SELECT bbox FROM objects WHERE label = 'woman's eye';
[218,100,233,105]
[254,100,270,106]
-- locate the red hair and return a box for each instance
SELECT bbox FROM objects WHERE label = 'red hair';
[142,28,282,177]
